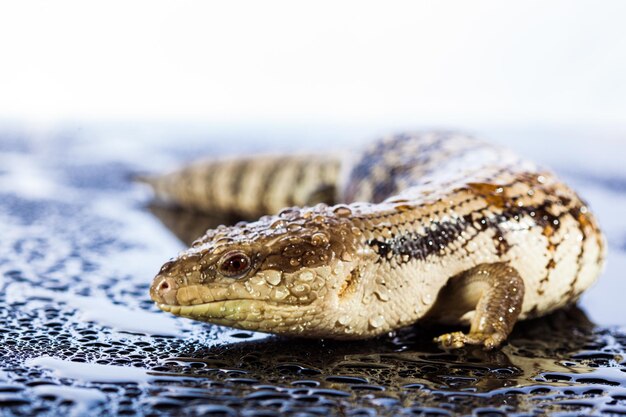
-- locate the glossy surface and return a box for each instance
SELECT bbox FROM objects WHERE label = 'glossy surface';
[1,124,626,416]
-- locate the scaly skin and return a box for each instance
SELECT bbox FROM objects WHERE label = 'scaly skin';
[147,132,605,349]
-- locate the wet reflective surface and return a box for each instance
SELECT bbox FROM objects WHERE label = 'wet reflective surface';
[1,124,626,416]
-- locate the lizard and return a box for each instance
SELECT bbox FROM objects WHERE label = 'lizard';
[145,132,605,349]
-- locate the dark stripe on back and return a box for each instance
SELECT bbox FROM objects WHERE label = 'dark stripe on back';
[368,199,566,264]
[231,159,250,196]
[258,157,287,214]
[202,164,216,210]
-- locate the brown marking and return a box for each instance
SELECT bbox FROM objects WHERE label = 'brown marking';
[565,206,590,299]
[467,182,508,209]
[395,204,415,212]
[536,222,561,296]
[493,228,512,256]
[338,267,360,298]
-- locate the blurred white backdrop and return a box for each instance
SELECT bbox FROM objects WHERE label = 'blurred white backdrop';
[0,0,625,126]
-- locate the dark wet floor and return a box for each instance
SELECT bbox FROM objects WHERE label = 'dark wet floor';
[1,124,626,416]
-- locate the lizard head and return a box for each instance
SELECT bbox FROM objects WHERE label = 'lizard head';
[150,204,372,337]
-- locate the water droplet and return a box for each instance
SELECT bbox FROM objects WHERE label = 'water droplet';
[374,289,389,302]
[313,215,325,224]
[287,224,302,232]
[333,205,352,217]
[279,207,297,217]
[298,271,314,282]
[270,220,286,229]
[337,315,350,326]
[271,287,289,301]
[311,232,329,246]
[369,315,385,329]
[264,270,282,286]
[291,284,310,296]
[283,244,303,257]
[422,293,433,305]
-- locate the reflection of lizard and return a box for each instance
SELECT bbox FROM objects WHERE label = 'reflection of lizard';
[162,308,595,393]
[144,132,605,349]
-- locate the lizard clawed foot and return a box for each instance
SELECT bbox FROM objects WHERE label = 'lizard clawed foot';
[434,331,506,350]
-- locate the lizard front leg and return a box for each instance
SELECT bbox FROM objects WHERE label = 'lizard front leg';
[433,262,525,350]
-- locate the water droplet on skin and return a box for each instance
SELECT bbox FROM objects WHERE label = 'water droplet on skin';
[369,316,385,329]
[287,224,302,232]
[270,220,286,229]
[298,271,314,282]
[283,245,303,257]
[271,287,289,301]
[311,279,323,290]
[290,324,305,333]
[333,205,352,217]
[422,293,433,305]
[291,284,310,296]
[264,270,282,286]
[311,232,329,246]
[279,208,296,217]
[249,276,266,287]
[374,290,390,302]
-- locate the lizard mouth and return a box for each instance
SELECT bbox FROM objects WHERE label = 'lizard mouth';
[157,299,285,322]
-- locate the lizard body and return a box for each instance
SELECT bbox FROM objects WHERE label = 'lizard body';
[147,132,605,349]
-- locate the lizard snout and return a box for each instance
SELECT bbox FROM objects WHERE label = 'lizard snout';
[150,275,179,305]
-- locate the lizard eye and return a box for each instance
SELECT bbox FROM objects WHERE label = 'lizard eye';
[218,251,251,278]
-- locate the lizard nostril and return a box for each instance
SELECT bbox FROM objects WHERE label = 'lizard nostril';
[151,276,179,305]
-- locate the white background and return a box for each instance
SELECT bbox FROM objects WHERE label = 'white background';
[0,0,625,127]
